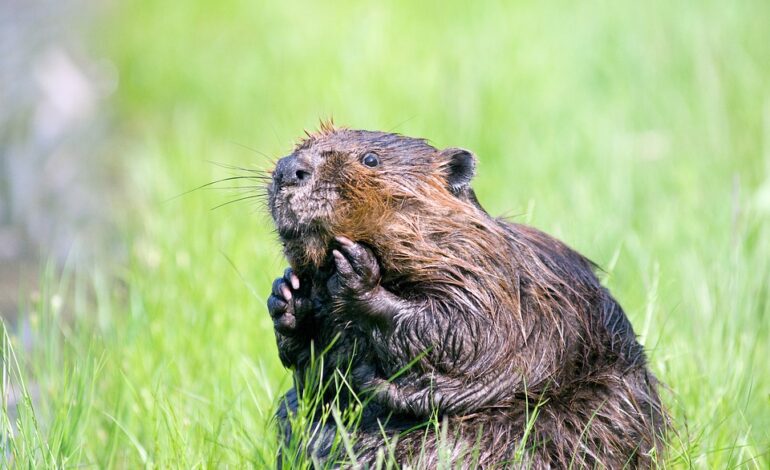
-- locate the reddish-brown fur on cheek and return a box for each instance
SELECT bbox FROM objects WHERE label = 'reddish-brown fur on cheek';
[330,169,399,244]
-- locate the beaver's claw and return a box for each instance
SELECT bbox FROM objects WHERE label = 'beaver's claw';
[327,236,381,303]
[268,267,312,334]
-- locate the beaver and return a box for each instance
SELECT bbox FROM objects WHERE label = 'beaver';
[265,122,667,468]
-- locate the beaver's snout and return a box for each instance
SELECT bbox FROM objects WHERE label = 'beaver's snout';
[273,154,313,188]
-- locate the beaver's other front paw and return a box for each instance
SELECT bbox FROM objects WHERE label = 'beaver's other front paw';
[327,236,381,305]
[268,268,313,335]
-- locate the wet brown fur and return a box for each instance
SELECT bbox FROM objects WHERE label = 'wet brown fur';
[267,122,668,468]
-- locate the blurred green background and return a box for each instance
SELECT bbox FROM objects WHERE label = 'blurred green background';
[2,0,769,467]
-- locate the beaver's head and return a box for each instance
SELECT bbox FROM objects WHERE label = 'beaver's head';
[267,124,479,272]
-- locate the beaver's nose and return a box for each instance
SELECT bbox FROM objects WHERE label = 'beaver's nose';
[274,155,312,187]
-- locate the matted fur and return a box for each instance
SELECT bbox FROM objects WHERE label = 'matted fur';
[266,124,667,468]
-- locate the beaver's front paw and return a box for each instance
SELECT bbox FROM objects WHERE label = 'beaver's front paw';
[268,268,313,335]
[327,236,381,305]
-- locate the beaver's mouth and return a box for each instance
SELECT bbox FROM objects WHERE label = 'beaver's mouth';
[270,197,331,246]
[277,223,318,241]
[276,226,302,241]
[269,182,337,238]
[273,210,336,270]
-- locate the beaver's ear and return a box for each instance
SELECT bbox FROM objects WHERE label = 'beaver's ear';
[440,148,476,193]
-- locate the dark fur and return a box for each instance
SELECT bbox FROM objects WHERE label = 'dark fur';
[265,123,667,468]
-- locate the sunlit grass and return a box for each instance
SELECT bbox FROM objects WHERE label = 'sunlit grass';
[2,0,769,467]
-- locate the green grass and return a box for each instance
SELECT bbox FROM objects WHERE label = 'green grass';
[3,0,770,467]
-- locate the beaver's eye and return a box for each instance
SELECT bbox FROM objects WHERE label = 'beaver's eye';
[361,152,380,168]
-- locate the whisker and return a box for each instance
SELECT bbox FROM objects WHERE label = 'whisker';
[228,141,273,160]
[164,176,268,203]
[210,194,262,210]
[386,114,419,133]
[201,185,265,191]
[207,160,272,176]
